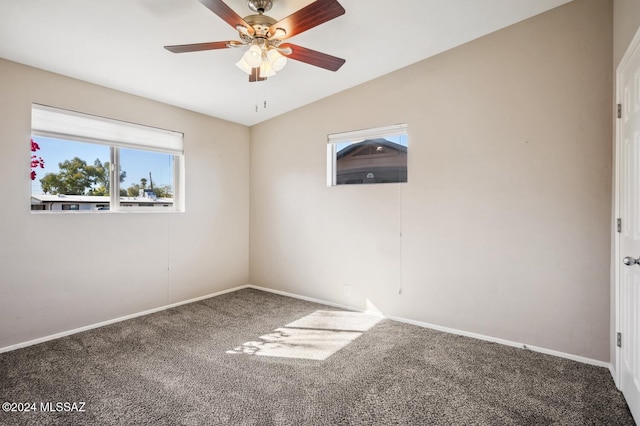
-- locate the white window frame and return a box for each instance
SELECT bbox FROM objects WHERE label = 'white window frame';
[31,104,185,212]
[327,123,408,186]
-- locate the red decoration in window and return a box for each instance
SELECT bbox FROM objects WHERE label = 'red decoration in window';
[30,139,45,180]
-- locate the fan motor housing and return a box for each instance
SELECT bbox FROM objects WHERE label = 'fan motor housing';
[243,14,276,38]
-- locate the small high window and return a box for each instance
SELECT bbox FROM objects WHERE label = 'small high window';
[327,124,408,186]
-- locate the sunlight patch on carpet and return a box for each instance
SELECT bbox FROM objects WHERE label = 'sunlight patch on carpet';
[285,310,382,332]
[226,310,383,360]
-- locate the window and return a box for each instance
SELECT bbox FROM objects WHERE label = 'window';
[327,124,408,186]
[30,104,184,212]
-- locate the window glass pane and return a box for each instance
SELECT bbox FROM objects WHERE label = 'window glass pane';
[333,133,408,185]
[119,148,174,209]
[30,136,111,211]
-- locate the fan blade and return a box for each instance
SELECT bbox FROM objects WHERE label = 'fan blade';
[269,0,345,39]
[280,43,345,71]
[249,67,267,82]
[199,0,254,35]
[164,41,237,53]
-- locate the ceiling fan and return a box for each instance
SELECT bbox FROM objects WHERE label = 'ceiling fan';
[164,0,346,82]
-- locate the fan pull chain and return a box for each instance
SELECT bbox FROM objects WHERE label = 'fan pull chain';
[254,78,259,112]
[263,82,267,109]
[253,81,268,112]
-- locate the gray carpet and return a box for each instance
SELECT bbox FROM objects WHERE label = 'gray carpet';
[0,288,634,425]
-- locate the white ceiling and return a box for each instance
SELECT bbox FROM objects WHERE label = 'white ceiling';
[0,0,572,126]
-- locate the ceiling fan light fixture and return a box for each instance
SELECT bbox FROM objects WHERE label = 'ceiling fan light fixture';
[165,0,346,82]
[243,44,263,68]
[235,58,253,75]
[259,60,276,77]
[267,48,287,72]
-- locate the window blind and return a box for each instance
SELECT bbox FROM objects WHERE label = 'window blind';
[31,104,183,155]
[327,124,407,144]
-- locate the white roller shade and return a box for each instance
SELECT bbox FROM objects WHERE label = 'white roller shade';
[327,124,407,144]
[31,104,183,155]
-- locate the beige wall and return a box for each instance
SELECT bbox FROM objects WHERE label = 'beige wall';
[0,59,250,349]
[614,0,640,66]
[611,0,640,377]
[250,0,613,361]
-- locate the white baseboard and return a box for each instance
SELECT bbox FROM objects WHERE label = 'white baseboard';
[247,284,357,311]
[0,285,249,354]
[247,284,611,369]
[610,364,619,388]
